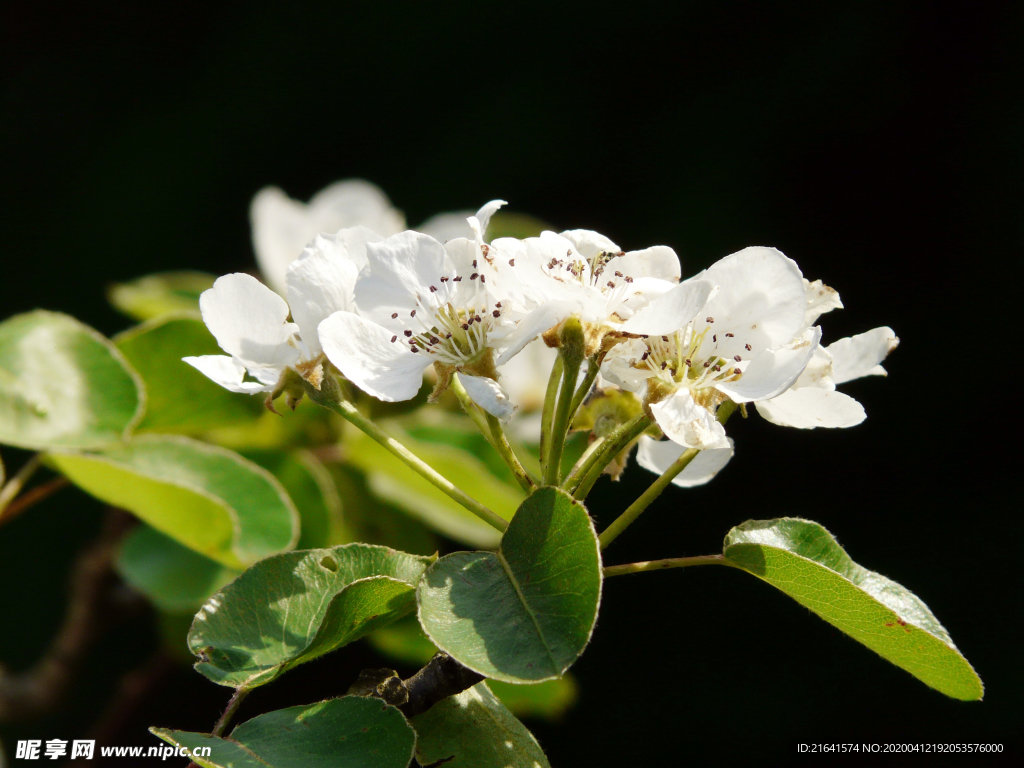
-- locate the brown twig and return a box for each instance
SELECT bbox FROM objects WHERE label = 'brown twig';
[0,477,70,526]
[0,509,133,722]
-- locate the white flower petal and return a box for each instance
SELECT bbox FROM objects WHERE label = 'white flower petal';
[285,232,365,355]
[650,389,727,450]
[756,388,866,429]
[559,229,620,258]
[699,246,808,354]
[199,273,300,368]
[614,246,682,283]
[459,373,518,422]
[182,355,273,394]
[804,278,843,325]
[358,231,453,325]
[417,211,475,243]
[250,181,404,294]
[826,326,899,384]
[493,300,579,365]
[618,278,714,335]
[318,311,431,402]
[467,199,507,242]
[790,345,835,390]
[716,326,822,403]
[636,435,734,487]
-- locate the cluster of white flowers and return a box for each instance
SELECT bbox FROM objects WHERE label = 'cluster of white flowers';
[186,180,897,486]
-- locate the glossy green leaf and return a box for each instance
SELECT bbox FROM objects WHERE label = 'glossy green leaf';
[0,311,144,450]
[417,487,602,683]
[109,270,216,321]
[243,449,350,549]
[189,543,433,688]
[47,435,298,569]
[412,682,550,768]
[723,518,984,701]
[115,314,261,433]
[151,695,415,768]
[116,525,236,613]
[346,424,525,549]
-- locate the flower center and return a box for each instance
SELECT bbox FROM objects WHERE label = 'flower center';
[640,321,744,394]
[388,272,506,367]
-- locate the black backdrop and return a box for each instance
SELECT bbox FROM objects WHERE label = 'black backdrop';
[1,2,1020,765]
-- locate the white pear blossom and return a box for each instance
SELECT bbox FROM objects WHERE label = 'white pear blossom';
[756,324,899,429]
[317,203,529,421]
[184,229,372,397]
[636,435,736,488]
[479,229,686,360]
[604,247,819,451]
[251,180,405,295]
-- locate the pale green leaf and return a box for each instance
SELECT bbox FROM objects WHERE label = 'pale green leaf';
[417,487,602,683]
[189,543,433,688]
[47,435,298,569]
[723,517,984,701]
[412,682,550,767]
[151,695,415,768]
[109,271,216,321]
[0,311,144,450]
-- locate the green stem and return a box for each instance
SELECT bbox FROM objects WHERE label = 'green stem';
[538,355,563,475]
[598,446,700,550]
[568,414,651,499]
[0,454,42,515]
[565,435,605,484]
[450,375,536,492]
[603,554,730,577]
[544,355,583,486]
[566,358,600,424]
[212,687,250,737]
[309,381,508,533]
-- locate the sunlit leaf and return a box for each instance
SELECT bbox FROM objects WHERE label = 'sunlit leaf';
[151,696,415,768]
[723,518,984,701]
[190,544,433,688]
[48,435,298,569]
[0,311,144,450]
[412,682,550,767]
[417,487,602,683]
[109,271,216,321]
[487,677,579,722]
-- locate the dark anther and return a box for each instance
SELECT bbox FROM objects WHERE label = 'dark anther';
[411,309,417,317]
[470,273,478,280]
[404,330,413,337]
[391,335,397,343]
[492,310,501,317]
[734,355,742,362]
[745,343,752,351]
[391,312,398,319]
[706,316,714,323]
[429,285,438,292]
[509,259,515,266]
[454,276,462,282]
[725,332,734,337]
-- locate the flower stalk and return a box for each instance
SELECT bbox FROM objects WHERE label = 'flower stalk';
[603,554,730,577]
[307,377,508,533]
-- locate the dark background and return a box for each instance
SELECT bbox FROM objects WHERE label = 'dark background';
[1,1,1020,765]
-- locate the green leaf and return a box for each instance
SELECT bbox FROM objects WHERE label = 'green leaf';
[346,424,525,549]
[243,449,350,549]
[723,518,984,701]
[0,311,144,450]
[47,435,298,569]
[116,524,236,613]
[109,271,216,321]
[487,211,553,240]
[487,677,578,722]
[412,682,551,768]
[189,543,433,688]
[115,314,261,433]
[417,487,602,683]
[151,695,415,768]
